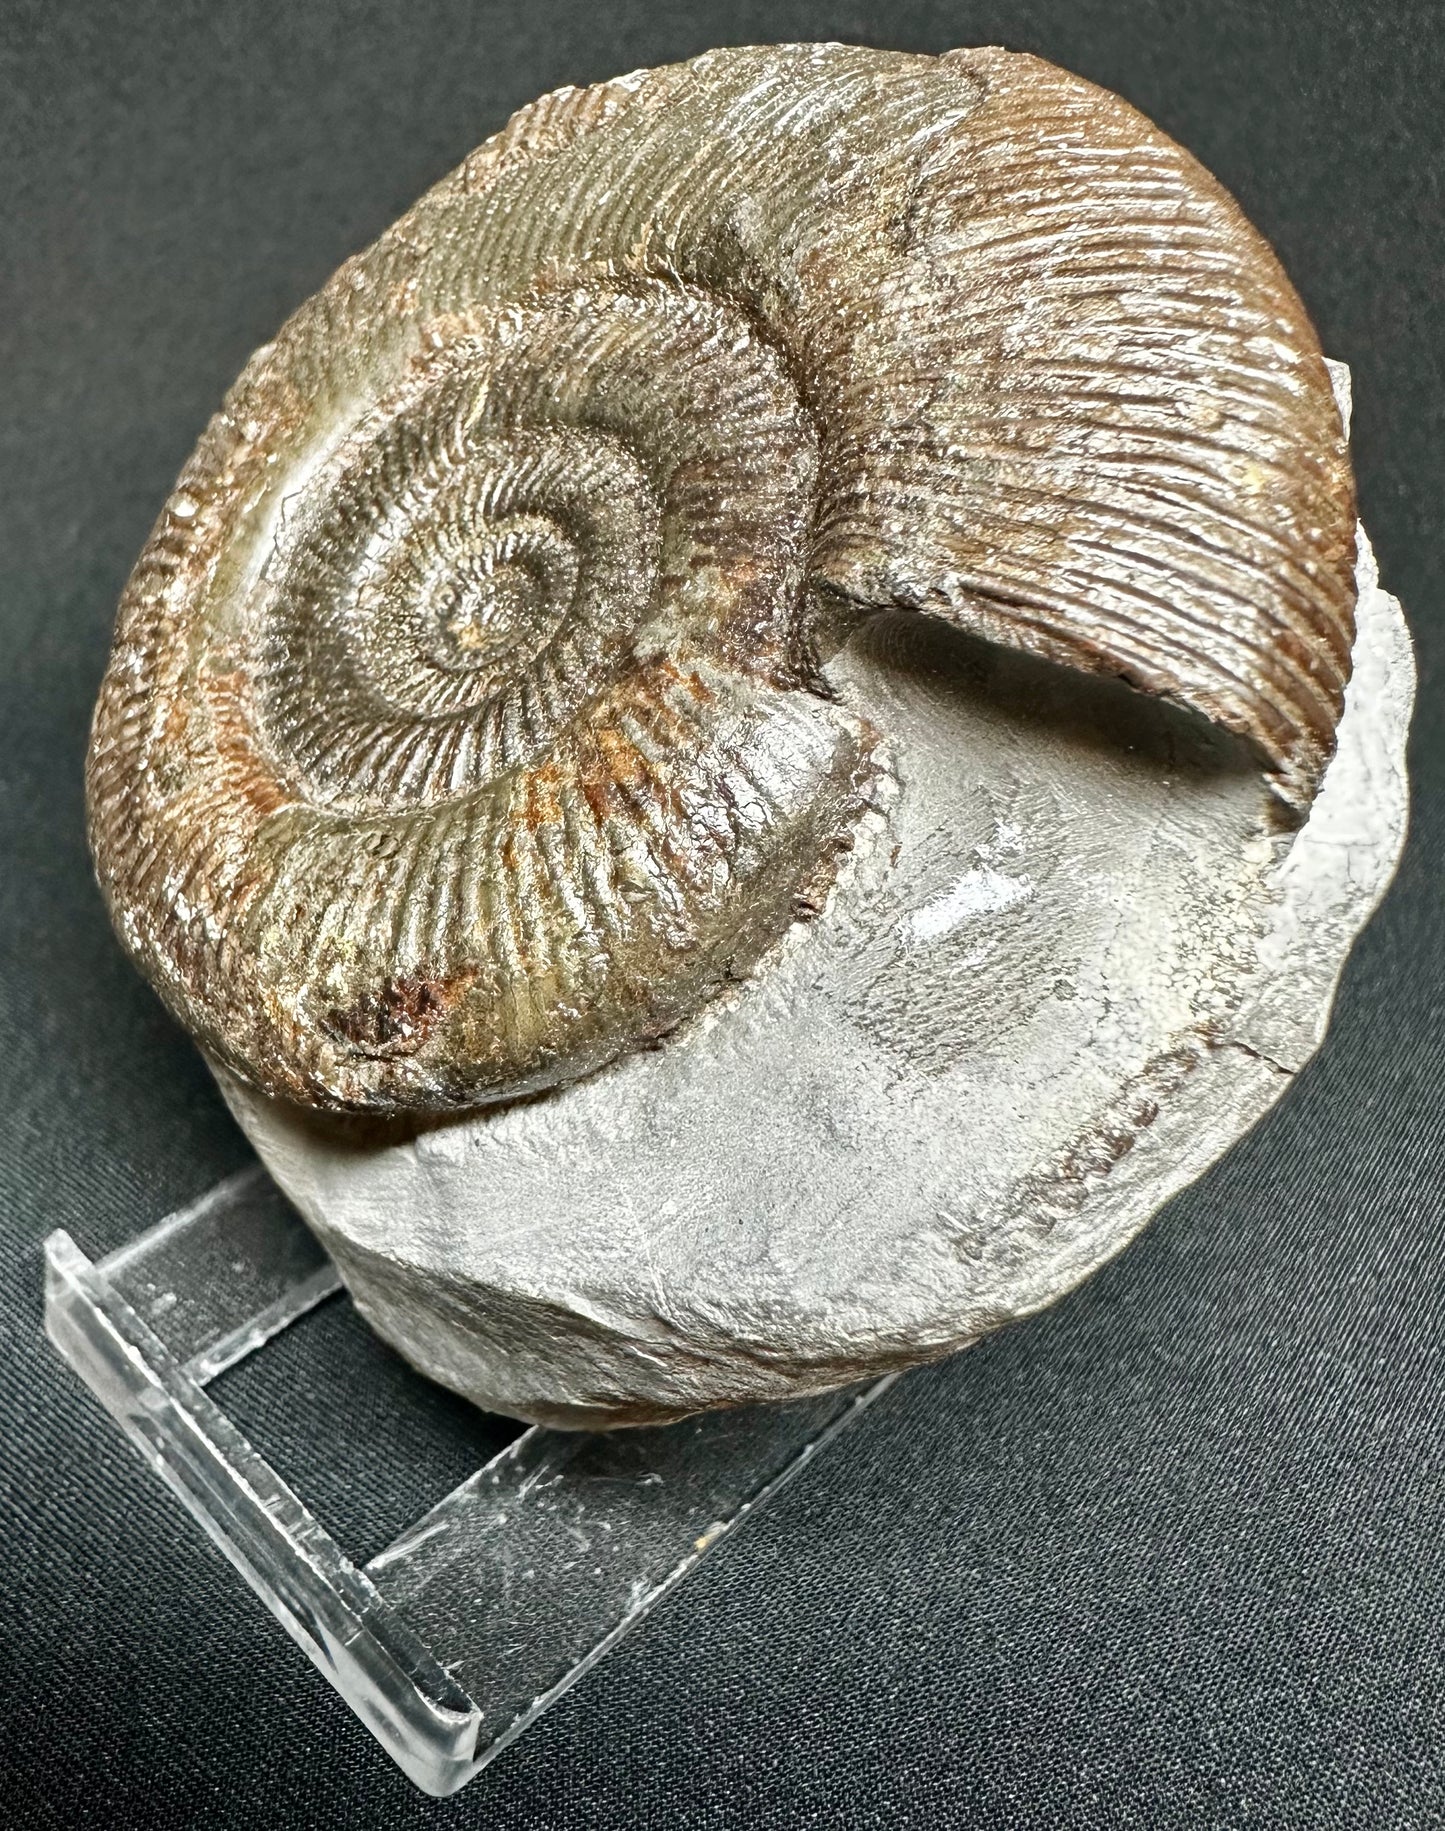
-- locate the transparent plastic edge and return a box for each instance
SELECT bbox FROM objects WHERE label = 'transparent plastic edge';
[182,1260,344,1385]
[43,1228,482,1796]
[95,1164,268,1278]
[442,1372,899,1780]
[43,1206,898,1796]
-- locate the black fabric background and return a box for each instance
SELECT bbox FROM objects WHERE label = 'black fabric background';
[1,3,1441,1824]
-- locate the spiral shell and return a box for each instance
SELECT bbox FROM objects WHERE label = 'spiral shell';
[87,44,1356,1115]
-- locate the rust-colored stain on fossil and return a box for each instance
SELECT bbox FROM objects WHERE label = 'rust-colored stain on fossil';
[324,970,476,1059]
[86,44,1355,1116]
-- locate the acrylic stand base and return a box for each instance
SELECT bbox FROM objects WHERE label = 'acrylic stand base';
[43,1168,891,1795]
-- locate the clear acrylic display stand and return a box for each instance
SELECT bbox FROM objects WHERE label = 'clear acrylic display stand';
[43,1168,892,1795]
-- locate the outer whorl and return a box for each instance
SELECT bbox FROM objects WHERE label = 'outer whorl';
[87,44,1356,1115]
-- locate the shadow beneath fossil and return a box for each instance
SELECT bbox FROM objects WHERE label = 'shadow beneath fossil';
[836,607,1278,810]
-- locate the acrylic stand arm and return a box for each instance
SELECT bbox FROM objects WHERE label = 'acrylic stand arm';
[44,1169,893,1796]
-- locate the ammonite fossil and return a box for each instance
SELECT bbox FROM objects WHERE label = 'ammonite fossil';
[87,43,1356,1118]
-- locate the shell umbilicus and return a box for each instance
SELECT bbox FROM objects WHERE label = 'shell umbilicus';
[87,45,1356,1116]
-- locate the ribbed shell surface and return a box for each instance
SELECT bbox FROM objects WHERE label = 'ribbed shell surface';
[86,44,1356,1114]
